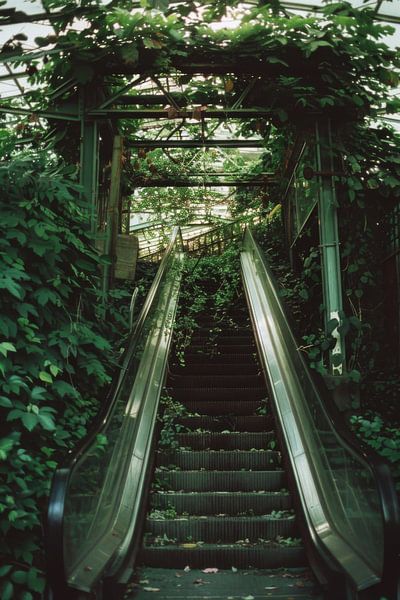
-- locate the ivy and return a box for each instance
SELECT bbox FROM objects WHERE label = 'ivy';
[0,150,130,599]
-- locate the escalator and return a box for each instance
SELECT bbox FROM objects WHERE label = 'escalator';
[46,227,400,600]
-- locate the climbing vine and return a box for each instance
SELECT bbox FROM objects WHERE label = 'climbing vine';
[0,150,131,600]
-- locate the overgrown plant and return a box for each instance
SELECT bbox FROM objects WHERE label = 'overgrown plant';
[0,151,129,600]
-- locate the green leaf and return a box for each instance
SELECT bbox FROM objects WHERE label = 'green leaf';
[0,581,14,600]
[0,396,12,408]
[348,369,361,383]
[30,386,46,401]
[11,570,27,584]
[49,364,60,377]
[0,342,16,357]
[326,318,339,334]
[27,569,45,593]
[120,44,139,65]
[0,277,24,299]
[21,413,39,432]
[39,371,53,384]
[299,288,309,300]
[331,353,343,367]
[38,414,56,431]
[0,565,12,577]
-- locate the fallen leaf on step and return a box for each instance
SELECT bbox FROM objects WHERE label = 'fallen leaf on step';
[184,565,191,572]
[143,587,160,592]
[181,543,197,548]
[265,587,277,590]
[231,566,238,572]
[242,595,254,600]
[193,578,209,585]
[202,567,218,573]
[140,580,149,584]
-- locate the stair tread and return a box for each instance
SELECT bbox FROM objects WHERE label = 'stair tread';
[128,568,322,600]
[140,543,307,569]
[175,431,275,450]
[154,470,286,492]
[177,415,273,432]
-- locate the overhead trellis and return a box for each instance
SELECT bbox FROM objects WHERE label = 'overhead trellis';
[0,1,399,124]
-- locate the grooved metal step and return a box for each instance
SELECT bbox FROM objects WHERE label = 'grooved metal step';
[146,515,297,542]
[169,387,267,403]
[155,470,286,492]
[156,449,281,470]
[190,335,255,346]
[140,543,306,569]
[170,374,263,388]
[176,431,275,450]
[196,326,251,336]
[177,415,273,432]
[182,400,263,416]
[151,491,293,514]
[128,567,322,600]
[170,363,261,376]
[183,353,257,364]
[188,344,256,354]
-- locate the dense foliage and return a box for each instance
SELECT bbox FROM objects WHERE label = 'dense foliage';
[0,0,399,596]
[0,152,131,600]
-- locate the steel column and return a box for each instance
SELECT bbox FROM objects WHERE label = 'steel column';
[80,119,99,234]
[315,119,345,375]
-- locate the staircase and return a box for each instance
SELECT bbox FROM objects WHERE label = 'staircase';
[128,281,322,599]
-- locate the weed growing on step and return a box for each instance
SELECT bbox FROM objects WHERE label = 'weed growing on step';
[158,394,189,450]
[148,505,178,520]
[173,244,242,365]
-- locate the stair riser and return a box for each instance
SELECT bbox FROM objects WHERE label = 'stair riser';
[195,327,251,337]
[170,374,263,388]
[182,354,257,364]
[188,345,256,354]
[177,415,273,432]
[171,388,267,402]
[156,470,286,492]
[156,450,281,470]
[190,336,254,346]
[151,492,293,514]
[181,400,263,416]
[146,518,297,542]
[140,546,306,569]
[170,364,260,376]
[176,431,275,450]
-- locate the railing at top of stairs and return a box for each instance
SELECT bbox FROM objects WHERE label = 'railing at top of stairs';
[140,215,262,262]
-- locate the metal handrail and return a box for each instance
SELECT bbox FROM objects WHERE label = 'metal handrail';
[241,227,400,598]
[46,227,184,598]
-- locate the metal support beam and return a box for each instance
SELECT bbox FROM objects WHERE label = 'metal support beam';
[80,119,99,234]
[103,135,123,300]
[127,139,263,149]
[88,108,272,120]
[130,178,272,187]
[316,119,345,376]
[0,105,79,120]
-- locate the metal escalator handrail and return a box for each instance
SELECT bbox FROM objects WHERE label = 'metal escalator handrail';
[46,226,183,598]
[241,226,400,597]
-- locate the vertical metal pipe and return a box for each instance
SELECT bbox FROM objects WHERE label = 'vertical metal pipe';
[315,119,345,375]
[80,117,99,235]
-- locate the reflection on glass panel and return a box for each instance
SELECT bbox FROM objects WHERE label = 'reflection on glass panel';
[63,240,182,579]
[245,229,384,578]
[287,139,319,242]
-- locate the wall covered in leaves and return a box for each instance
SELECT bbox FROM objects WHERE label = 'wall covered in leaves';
[0,151,131,599]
